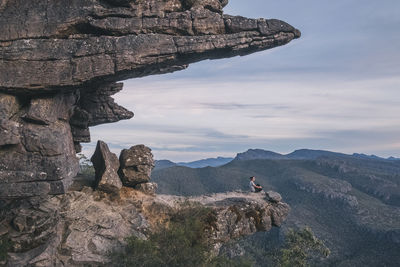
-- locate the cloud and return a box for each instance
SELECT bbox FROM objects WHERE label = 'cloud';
[82,0,400,161]
[197,102,291,111]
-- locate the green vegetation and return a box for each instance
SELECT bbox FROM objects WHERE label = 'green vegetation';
[280,228,330,267]
[113,211,329,267]
[152,157,400,266]
[111,203,252,267]
[78,153,95,177]
[221,227,330,267]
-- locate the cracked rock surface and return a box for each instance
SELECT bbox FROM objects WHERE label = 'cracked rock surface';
[0,188,289,266]
[0,0,300,198]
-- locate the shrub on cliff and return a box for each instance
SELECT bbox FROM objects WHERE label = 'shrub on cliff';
[280,227,330,267]
[223,227,330,267]
[78,153,95,177]
[112,203,252,267]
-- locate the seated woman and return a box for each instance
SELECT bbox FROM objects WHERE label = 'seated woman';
[249,176,263,192]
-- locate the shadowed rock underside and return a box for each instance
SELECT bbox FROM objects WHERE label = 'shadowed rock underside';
[0,0,300,198]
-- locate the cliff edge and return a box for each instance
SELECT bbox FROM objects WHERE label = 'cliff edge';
[0,187,289,266]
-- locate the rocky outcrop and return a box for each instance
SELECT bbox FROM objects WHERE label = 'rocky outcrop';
[0,92,79,198]
[119,145,155,186]
[91,141,156,195]
[293,176,359,208]
[134,182,158,195]
[0,0,300,93]
[91,140,122,194]
[0,0,300,198]
[0,188,290,266]
[190,192,290,250]
[316,158,400,206]
[266,191,282,203]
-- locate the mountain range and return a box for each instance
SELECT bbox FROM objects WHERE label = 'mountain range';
[152,149,400,266]
[235,148,400,162]
[155,149,399,171]
[154,157,234,170]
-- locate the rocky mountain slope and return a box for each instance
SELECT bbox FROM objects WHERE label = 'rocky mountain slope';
[234,148,396,161]
[152,150,400,266]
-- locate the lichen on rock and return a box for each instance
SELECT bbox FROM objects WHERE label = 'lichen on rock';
[0,188,290,266]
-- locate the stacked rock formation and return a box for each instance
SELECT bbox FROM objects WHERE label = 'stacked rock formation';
[0,0,300,199]
[0,92,80,198]
[91,140,157,195]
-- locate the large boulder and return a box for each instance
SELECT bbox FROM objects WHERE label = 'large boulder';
[118,145,155,187]
[266,191,282,203]
[91,141,122,195]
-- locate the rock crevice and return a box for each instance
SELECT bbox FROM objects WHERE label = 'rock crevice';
[0,189,289,266]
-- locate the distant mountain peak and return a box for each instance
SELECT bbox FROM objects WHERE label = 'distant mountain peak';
[234,148,399,162]
[154,157,234,170]
[235,149,285,161]
[352,153,382,160]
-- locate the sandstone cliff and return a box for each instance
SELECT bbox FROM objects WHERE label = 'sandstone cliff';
[0,0,300,198]
[0,187,289,266]
[0,1,298,264]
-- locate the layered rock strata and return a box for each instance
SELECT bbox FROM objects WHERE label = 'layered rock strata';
[0,0,300,198]
[0,189,290,266]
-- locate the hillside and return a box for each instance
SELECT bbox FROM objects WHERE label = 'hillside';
[152,152,400,266]
[154,157,233,171]
[235,148,398,161]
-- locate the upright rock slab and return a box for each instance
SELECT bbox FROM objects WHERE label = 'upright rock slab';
[119,145,155,186]
[0,0,300,198]
[91,140,122,195]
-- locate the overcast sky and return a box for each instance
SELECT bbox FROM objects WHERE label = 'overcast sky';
[84,0,400,161]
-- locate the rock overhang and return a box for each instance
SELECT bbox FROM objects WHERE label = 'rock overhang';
[0,0,301,198]
[0,0,300,93]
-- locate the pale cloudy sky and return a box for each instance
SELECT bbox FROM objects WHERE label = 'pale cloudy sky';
[84,0,400,162]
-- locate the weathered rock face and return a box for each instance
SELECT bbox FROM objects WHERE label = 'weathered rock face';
[0,188,290,266]
[293,176,359,208]
[157,191,290,253]
[266,190,282,203]
[0,92,79,198]
[0,0,300,93]
[134,182,158,195]
[91,140,122,194]
[119,145,155,186]
[0,0,300,198]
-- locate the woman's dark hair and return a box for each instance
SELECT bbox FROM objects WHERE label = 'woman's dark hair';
[249,176,255,180]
